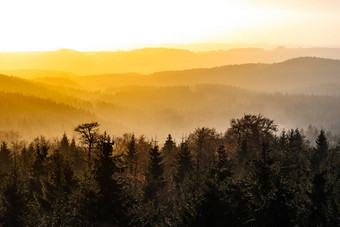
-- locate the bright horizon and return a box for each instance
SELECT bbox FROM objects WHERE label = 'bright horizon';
[1,0,340,52]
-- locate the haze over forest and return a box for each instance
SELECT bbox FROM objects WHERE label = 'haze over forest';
[1,47,340,142]
[1,0,340,225]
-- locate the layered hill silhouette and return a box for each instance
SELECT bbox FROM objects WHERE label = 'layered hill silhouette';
[75,57,340,95]
[0,92,95,137]
[2,47,340,75]
[2,57,340,140]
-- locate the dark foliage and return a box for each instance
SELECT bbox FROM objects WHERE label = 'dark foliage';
[0,115,339,226]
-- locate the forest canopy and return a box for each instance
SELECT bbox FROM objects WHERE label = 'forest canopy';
[0,115,339,226]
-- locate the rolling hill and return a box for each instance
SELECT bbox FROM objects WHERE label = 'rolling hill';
[0,92,95,138]
[2,47,340,75]
[1,57,340,140]
[76,57,340,95]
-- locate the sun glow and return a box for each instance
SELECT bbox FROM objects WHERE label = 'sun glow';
[0,0,339,51]
[0,0,285,51]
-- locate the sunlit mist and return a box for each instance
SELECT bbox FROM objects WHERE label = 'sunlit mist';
[0,0,340,51]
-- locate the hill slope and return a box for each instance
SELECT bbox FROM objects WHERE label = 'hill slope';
[0,92,95,138]
[2,58,340,139]
[2,47,340,75]
[77,57,340,95]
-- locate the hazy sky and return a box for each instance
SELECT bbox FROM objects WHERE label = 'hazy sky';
[0,0,339,51]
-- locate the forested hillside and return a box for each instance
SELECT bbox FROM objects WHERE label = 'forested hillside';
[2,0,340,226]
[76,57,340,94]
[2,57,340,140]
[0,115,338,226]
[0,92,94,136]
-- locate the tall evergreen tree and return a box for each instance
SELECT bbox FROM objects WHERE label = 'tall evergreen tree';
[162,134,176,162]
[59,132,70,159]
[0,165,25,226]
[174,140,192,186]
[0,142,12,173]
[29,137,49,194]
[214,145,231,183]
[94,132,126,225]
[68,138,84,174]
[312,129,328,172]
[251,143,295,226]
[143,144,165,201]
[40,149,78,226]
[162,134,177,184]
[280,129,309,225]
[126,134,137,176]
[308,130,335,226]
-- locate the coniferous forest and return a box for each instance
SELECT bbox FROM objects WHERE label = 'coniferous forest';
[2,1,340,226]
[0,114,338,226]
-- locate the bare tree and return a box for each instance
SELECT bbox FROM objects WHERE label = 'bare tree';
[74,122,100,169]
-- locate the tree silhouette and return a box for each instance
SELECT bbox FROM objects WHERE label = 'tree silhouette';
[126,134,137,176]
[94,132,126,225]
[0,164,25,226]
[0,117,338,226]
[308,130,334,226]
[74,122,100,170]
[0,142,12,173]
[143,144,164,201]
[174,140,192,186]
[59,132,70,159]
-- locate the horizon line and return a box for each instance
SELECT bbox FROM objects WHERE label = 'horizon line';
[1,42,340,53]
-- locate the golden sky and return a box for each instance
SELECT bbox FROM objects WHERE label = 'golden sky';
[0,0,339,51]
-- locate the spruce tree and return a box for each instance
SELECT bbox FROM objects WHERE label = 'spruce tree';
[59,132,70,159]
[174,140,192,186]
[251,142,295,226]
[40,149,77,226]
[308,130,333,226]
[162,134,177,184]
[162,134,176,161]
[214,145,231,183]
[143,144,164,201]
[126,134,137,176]
[0,165,25,226]
[94,132,126,225]
[0,142,12,173]
[69,138,84,174]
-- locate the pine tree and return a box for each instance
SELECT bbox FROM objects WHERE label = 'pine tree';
[0,142,12,173]
[143,144,165,201]
[281,129,309,225]
[0,165,25,226]
[162,134,176,162]
[40,149,78,226]
[174,140,192,186]
[312,129,328,172]
[93,132,126,225]
[214,145,231,183]
[126,134,137,176]
[30,137,49,193]
[308,130,333,226]
[69,138,84,174]
[251,142,295,226]
[162,134,177,184]
[59,132,70,159]
[22,137,50,226]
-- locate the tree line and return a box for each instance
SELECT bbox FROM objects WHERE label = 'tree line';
[0,114,339,226]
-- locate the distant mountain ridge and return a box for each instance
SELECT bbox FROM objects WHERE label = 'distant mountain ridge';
[2,57,340,139]
[73,57,340,95]
[2,47,340,75]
